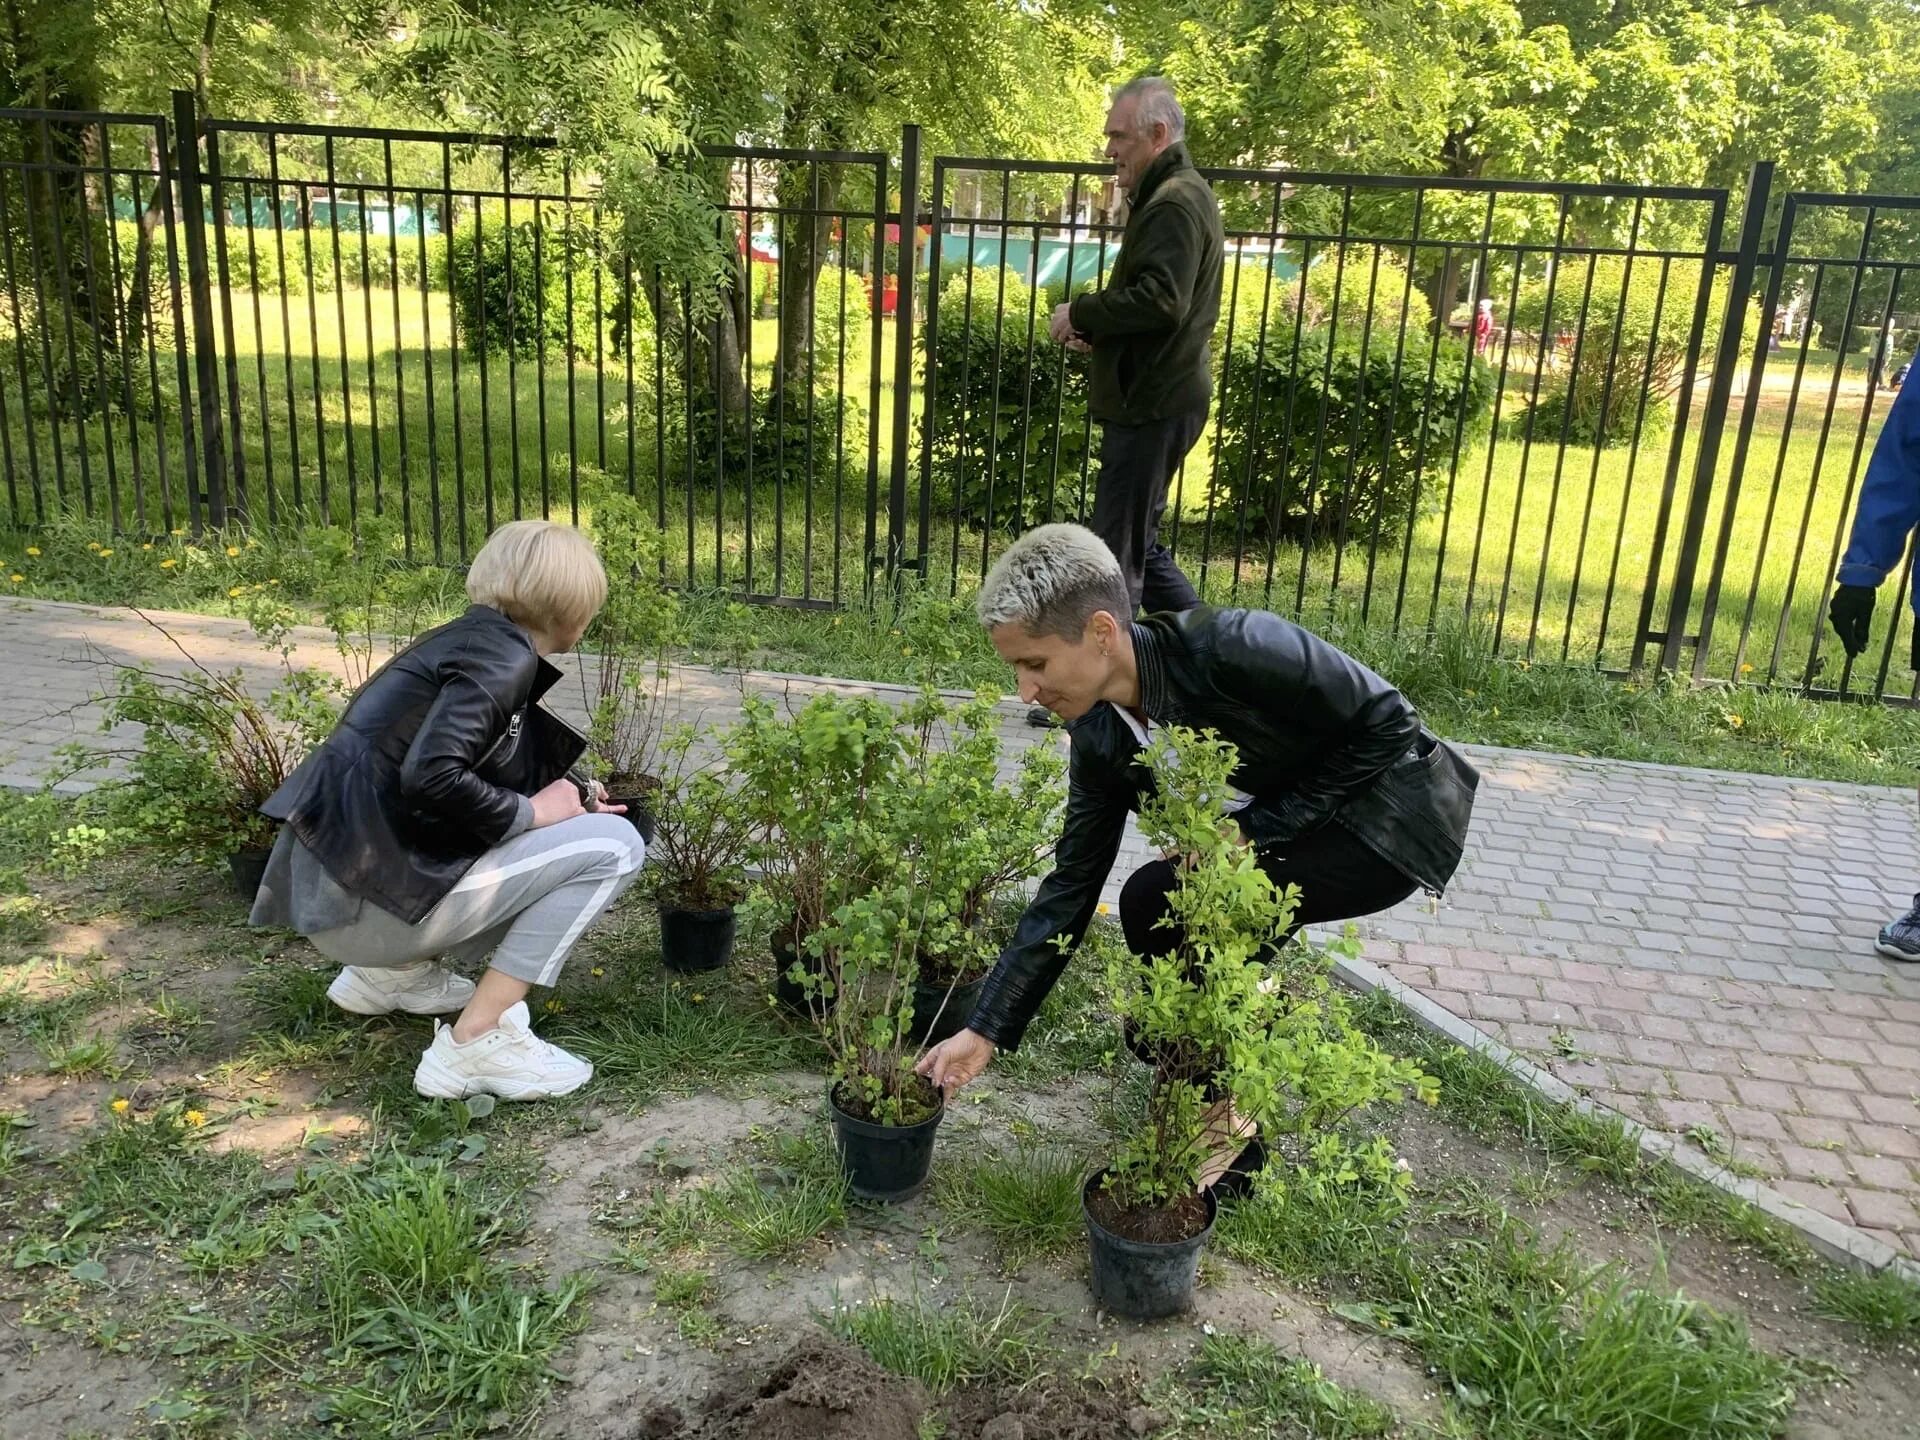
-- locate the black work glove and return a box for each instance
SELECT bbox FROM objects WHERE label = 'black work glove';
[1828,584,1875,658]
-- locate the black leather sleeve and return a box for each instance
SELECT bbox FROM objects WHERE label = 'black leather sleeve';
[965,733,1132,1052]
[397,647,536,844]
[1218,610,1422,847]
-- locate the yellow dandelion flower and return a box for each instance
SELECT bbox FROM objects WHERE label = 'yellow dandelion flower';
[183,1108,207,1128]
[690,992,706,1004]
[246,537,259,548]
[832,616,842,626]
[1725,712,1745,730]
[110,1097,129,1115]
[87,541,101,552]
[24,546,39,556]
[226,545,241,557]
[1739,662,1753,674]
[160,558,177,569]
[590,966,605,977]
[141,543,152,551]
[171,527,185,536]
[7,574,21,584]
[269,579,281,586]
[227,586,245,598]
[901,646,912,656]
[544,998,565,1013]
[99,548,113,558]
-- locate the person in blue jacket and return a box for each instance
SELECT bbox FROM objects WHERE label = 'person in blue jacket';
[1827,374,1920,961]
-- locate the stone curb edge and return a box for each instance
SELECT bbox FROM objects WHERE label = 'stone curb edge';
[1331,949,1920,1284]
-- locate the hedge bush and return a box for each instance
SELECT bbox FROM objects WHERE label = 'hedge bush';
[924,269,1092,531]
[1211,323,1493,547]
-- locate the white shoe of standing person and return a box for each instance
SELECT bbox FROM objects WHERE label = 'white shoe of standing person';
[326,961,476,1016]
[412,1001,594,1101]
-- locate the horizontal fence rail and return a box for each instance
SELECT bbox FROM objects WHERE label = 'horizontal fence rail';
[0,95,1916,701]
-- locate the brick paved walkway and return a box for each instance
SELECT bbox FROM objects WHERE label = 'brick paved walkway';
[4,597,1918,1257]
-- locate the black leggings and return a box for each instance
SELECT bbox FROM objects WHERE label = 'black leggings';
[1119,819,1418,966]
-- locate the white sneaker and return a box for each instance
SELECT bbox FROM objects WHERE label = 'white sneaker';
[327,961,477,1016]
[412,1001,593,1101]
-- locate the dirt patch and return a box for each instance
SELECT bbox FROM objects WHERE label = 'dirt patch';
[939,1378,1157,1439]
[0,1314,167,1440]
[639,1336,927,1440]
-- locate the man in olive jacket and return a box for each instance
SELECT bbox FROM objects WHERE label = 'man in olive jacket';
[1049,75,1225,617]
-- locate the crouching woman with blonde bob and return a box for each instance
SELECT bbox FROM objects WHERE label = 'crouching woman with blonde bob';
[250,520,645,1101]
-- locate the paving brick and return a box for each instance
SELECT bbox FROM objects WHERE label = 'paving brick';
[1848,1153,1918,1191]
[1721,1106,1791,1142]
[1771,1179,1856,1224]
[1857,1094,1920,1128]
[1670,1071,1734,1104]
[1780,1144,1852,1184]
[1802,1061,1868,1092]
[1784,1114,1856,1148]
[1854,1124,1920,1160]
[1848,1189,1920,1232]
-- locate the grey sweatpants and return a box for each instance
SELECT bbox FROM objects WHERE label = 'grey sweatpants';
[307,814,646,986]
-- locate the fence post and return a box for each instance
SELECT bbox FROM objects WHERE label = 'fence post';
[170,89,226,529]
[1690,162,1780,679]
[204,123,249,523]
[887,123,921,585]
[1653,162,1774,675]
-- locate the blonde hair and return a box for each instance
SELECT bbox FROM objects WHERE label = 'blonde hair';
[977,523,1130,640]
[466,520,607,638]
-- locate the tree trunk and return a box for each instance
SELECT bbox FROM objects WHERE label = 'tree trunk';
[773,161,843,395]
[1424,135,1482,334]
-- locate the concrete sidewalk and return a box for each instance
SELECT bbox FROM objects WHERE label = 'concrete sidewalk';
[3,595,1917,1258]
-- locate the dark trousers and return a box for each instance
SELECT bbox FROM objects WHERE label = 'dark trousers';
[1119,820,1418,972]
[1089,410,1206,615]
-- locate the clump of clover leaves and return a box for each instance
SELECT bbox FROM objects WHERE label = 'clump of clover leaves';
[1102,725,1436,1213]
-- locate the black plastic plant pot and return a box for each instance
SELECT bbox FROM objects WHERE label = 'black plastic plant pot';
[659,904,736,973]
[828,1083,945,1202]
[609,793,658,848]
[908,972,987,1047]
[1083,1171,1218,1320]
[227,846,270,902]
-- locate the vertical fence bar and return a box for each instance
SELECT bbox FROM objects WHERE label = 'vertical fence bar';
[1595,257,1676,665]
[442,144,467,555]
[562,163,578,524]
[0,168,46,524]
[1523,247,1600,658]
[322,135,358,534]
[355,171,382,521]
[267,136,302,516]
[157,114,194,534]
[889,124,920,584]
[171,91,222,530]
[1632,192,1729,671]
[416,183,442,564]
[383,139,413,553]
[37,117,93,517]
[204,124,248,520]
[77,124,122,531]
[240,175,275,525]
[1686,162,1776,677]
[503,147,521,519]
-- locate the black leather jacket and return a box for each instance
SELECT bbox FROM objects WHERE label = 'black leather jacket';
[262,605,585,924]
[969,607,1478,1051]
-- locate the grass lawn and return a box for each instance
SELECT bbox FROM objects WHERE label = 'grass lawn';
[1,793,1916,1436]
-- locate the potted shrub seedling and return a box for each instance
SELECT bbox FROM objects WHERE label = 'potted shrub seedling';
[887,691,1063,1045]
[648,727,754,974]
[1088,727,1433,1318]
[581,488,680,845]
[807,871,949,1201]
[729,691,905,1014]
[69,611,336,900]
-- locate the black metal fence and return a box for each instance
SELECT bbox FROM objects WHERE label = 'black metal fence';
[2,95,1917,697]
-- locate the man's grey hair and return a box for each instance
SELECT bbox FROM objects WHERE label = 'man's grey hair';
[977,524,1131,641]
[1114,75,1185,144]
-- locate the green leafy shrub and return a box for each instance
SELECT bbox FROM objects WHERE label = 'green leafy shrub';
[1211,325,1492,548]
[925,269,1092,531]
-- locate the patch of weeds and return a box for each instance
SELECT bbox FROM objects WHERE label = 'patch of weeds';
[829,1289,1052,1394]
[1374,1221,1799,1440]
[243,958,347,1039]
[1153,1332,1397,1438]
[555,980,802,1099]
[1506,1163,1566,1207]
[0,1110,37,1180]
[1812,1268,1920,1341]
[1638,1170,1812,1273]
[652,1261,725,1344]
[1216,1176,1409,1289]
[0,892,49,945]
[705,1129,850,1260]
[38,1026,121,1076]
[176,1147,590,1437]
[933,1142,1086,1269]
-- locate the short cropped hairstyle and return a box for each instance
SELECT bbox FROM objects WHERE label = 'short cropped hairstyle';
[1114,75,1185,143]
[977,524,1131,641]
[466,520,608,638]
